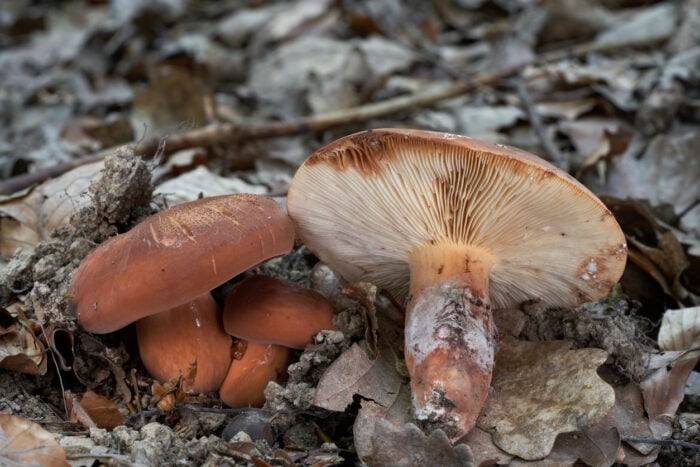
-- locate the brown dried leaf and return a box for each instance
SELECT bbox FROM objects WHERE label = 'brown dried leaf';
[607,383,658,465]
[80,390,125,430]
[353,385,412,462]
[0,414,68,466]
[364,420,474,467]
[313,341,402,411]
[658,306,700,350]
[478,338,614,460]
[0,161,102,259]
[461,427,514,465]
[0,306,47,375]
[640,352,698,439]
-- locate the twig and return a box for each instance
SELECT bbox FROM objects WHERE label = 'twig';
[0,154,105,197]
[129,368,146,426]
[0,65,519,195]
[516,79,570,171]
[622,435,700,450]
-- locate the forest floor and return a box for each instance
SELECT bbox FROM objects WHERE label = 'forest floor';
[1,0,699,465]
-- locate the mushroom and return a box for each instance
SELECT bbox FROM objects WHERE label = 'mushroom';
[223,275,337,349]
[218,275,336,407]
[136,293,231,393]
[286,128,627,439]
[70,194,295,392]
[218,340,292,408]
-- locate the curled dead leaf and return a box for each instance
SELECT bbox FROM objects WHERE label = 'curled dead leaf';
[0,306,47,375]
[0,414,68,467]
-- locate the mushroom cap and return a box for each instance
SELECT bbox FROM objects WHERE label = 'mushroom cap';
[223,275,336,349]
[287,128,627,308]
[219,341,292,408]
[136,293,232,394]
[71,194,295,333]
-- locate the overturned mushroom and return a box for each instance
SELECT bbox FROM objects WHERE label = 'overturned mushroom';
[70,194,295,392]
[287,128,627,439]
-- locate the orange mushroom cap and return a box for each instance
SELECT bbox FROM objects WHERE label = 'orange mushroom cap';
[70,194,295,334]
[135,293,232,394]
[219,341,292,408]
[223,275,336,349]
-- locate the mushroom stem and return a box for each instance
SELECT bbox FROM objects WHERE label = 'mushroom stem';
[405,244,495,440]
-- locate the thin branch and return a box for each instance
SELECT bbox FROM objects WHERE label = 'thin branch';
[0,65,520,195]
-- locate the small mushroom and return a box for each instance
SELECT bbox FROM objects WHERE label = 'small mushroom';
[218,340,292,408]
[136,293,231,393]
[218,275,336,407]
[287,129,627,439]
[69,194,295,393]
[223,275,337,350]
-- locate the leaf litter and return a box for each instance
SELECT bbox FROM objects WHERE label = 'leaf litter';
[1,0,700,465]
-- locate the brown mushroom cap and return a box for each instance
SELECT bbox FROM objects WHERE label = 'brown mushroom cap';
[223,275,336,349]
[219,341,292,408]
[136,293,232,393]
[287,129,627,309]
[71,194,295,334]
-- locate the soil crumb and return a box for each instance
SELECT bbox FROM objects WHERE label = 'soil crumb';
[519,288,651,381]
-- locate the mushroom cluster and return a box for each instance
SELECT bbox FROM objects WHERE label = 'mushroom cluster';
[286,128,628,440]
[70,194,335,406]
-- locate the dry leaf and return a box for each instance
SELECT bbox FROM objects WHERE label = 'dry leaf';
[658,306,700,350]
[452,105,524,139]
[478,338,614,460]
[313,341,402,411]
[0,306,47,375]
[354,385,413,462]
[557,118,632,166]
[154,166,267,206]
[0,414,68,466]
[535,98,597,120]
[582,129,700,235]
[79,390,125,430]
[461,427,514,466]
[607,383,659,465]
[0,161,102,259]
[640,351,698,439]
[364,420,474,467]
[593,2,677,50]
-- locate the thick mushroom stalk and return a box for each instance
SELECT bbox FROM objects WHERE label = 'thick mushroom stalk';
[405,244,494,440]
